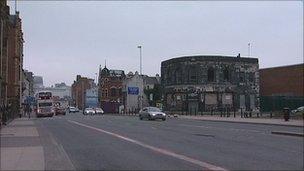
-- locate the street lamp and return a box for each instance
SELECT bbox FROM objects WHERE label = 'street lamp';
[137,45,142,75]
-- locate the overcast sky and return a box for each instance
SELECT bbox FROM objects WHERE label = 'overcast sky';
[8,1,303,87]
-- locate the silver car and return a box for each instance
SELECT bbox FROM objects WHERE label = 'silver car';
[84,108,95,115]
[139,107,166,121]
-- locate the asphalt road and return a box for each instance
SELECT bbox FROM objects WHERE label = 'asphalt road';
[34,112,303,170]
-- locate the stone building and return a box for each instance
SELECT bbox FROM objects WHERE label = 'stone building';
[161,55,259,114]
[1,1,24,123]
[7,11,24,110]
[0,0,10,107]
[98,65,125,113]
[71,75,94,110]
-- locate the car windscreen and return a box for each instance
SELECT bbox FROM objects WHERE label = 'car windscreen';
[148,107,161,112]
[39,103,52,107]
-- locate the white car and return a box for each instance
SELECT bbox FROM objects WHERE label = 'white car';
[94,108,104,114]
[139,107,166,121]
[84,108,95,115]
[291,106,304,114]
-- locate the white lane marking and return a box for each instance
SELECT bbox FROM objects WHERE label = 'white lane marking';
[67,120,227,171]
[179,124,262,133]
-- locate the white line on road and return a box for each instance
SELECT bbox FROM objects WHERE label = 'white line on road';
[67,120,227,171]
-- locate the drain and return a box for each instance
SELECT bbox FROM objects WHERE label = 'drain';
[0,133,15,136]
[192,133,214,137]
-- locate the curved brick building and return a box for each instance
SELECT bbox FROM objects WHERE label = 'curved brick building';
[161,55,259,114]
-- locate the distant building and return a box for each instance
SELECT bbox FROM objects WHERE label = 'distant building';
[71,75,94,110]
[259,64,304,111]
[33,76,44,90]
[161,55,259,114]
[22,70,34,104]
[36,82,71,99]
[142,74,161,107]
[98,65,125,113]
[85,87,98,108]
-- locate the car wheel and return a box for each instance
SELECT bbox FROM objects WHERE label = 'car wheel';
[162,118,166,121]
[139,117,143,120]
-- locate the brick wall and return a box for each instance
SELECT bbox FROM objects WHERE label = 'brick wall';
[259,64,304,97]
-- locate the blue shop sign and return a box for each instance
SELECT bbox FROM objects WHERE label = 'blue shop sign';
[128,87,139,95]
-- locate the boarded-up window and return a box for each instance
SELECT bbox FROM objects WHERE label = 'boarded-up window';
[222,93,232,105]
[239,95,245,108]
[205,93,217,105]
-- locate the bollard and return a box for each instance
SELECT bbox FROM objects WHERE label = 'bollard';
[241,108,243,118]
[270,112,272,118]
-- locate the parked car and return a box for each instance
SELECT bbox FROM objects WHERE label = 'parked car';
[94,108,104,114]
[55,107,66,115]
[291,106,304,114]
[69,107,79,113]
[84,108,95,115]
[139,107,166,121]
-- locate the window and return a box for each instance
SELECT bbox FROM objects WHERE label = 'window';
[223,67,230,81]
[248,73,254,82]
[174,69,182,84]
[239,72,245,82]
[207,68,215,82]
[111,88,116,96]
[188,67,197,83]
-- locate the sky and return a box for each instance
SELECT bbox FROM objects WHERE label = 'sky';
[7,1,303,87]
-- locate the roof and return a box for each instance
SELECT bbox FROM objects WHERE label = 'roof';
[161,55,258,66]
[143,76,159,85]
[109,70,125,77]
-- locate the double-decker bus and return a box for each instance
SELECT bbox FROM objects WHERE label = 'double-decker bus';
[35,91,55,117]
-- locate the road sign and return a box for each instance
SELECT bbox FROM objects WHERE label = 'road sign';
[128,87,139,95]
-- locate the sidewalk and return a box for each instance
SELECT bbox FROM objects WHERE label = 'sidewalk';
[0,117,45,170]
[176,115,304,127]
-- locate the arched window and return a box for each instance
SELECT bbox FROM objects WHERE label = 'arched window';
[110,87,116,97]
[223,67,230,81]
[174,69,182,84]
[207,68,215,82]
[188,67,197,83]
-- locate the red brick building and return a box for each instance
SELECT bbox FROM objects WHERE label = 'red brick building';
[98,65,125,113]
[259,64,304,97]
[71,75,94,110]
[259,64,304,111]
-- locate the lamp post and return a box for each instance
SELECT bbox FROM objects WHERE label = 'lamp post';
[137,45,142,75]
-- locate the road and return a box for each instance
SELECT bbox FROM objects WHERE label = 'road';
[34,112,303,170]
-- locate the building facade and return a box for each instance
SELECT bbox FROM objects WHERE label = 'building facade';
[0,1,10,108]
[122,71,144,113]
[98,65,125,113]
[161,55,259,114]
[71,75,94,110]
[259,64,304,111]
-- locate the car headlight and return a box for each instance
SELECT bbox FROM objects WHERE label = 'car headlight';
[151,113,156,116]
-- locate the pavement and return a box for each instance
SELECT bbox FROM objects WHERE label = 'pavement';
[0,113,303,170]
[0,118,44,170]
[175,115,304,127]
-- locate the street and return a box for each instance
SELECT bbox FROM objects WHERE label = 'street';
[2,112,302,170]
